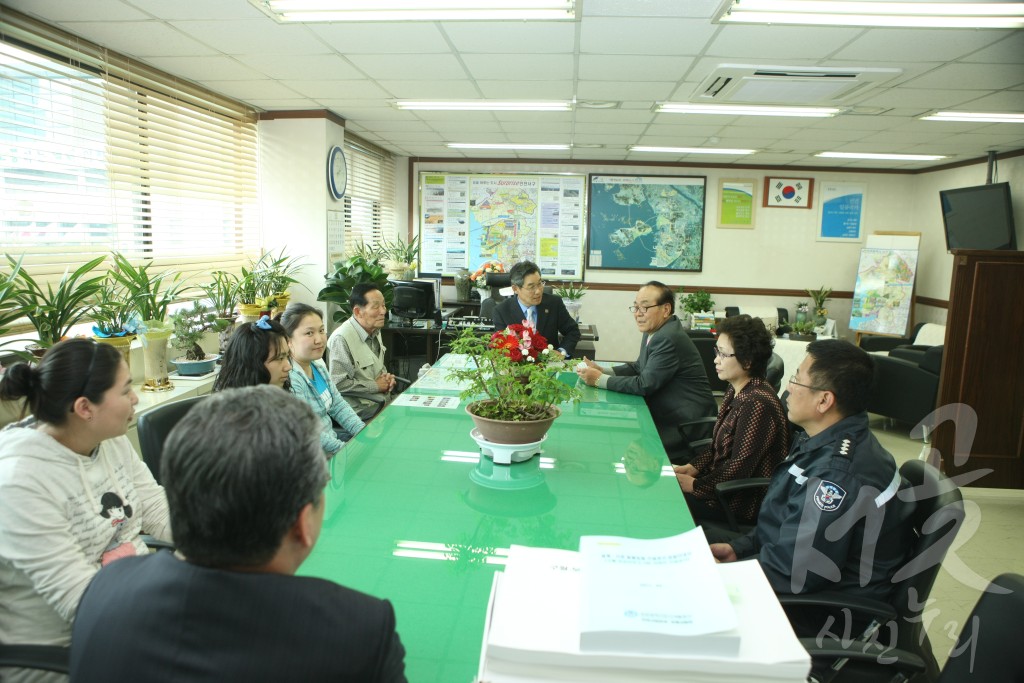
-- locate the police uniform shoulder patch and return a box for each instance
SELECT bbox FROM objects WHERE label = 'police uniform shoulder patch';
[814,480,847,512]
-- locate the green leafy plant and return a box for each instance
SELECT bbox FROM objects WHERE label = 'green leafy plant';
[90,276,138,337]
[379,234,420,270]
[255,248,307,296]
[552,282,588,300]
[108,253,188,323]
[0,257,26,338]
[679,288,715,315]
[318,247,393,324]
[170,300,217,361]
[807,286,832,316]
[446,325,580,422]
[791,320,817,336]
[7,255,106,347]
[200,270,240,319]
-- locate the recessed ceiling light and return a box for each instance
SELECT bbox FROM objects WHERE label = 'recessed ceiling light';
[395,100,572,112]
[920,111,1024,124]
[252,0,578,22]
[816,152,948,161]
[713,0,1024,29]
[656,103,840,118]
[576,101,620,110]
[630,146,757,155]
[447,143,570,150]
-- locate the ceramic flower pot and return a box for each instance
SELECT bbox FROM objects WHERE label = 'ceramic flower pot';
[170,353,220,376]
[466,401,560,445]
[93,334,135,371]
[139,323,174,392]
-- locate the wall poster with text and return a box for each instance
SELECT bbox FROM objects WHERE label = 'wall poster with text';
[818,182,867,242]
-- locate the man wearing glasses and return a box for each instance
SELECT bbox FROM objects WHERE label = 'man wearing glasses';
[576,281,716,462]
[710,339,914,640]
[492,260,580,358]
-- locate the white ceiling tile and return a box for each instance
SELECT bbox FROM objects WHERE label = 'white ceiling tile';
[644,124,728,137]
[833,28,1016,63]
[322,106,414,121]
[168,19,323,55]
[784,128,870,142]
[951,90,1024,111]
[476,81,575,99]
[287,80,390,100]
[575,109,656,124]
[375,80,483,99]
[573,122,647,135]
[234,54,363,80]
[809,115,902,131]
[57,21,217,57]
[309,23,450,54]
[960,33,1024,65]
[856,88,987,109]
[248,98,320,110]
[501,121,573,134]
[584,0,720,18]
[441,22,575,53]
[851,131,949,146]
[375,131,443,143]
[491,111,574,123]
[580,18,717,56]
[426,121,504,134]
[351,119,433,132]
[462,54,575,81]
[142,56,263,81]
[346,54,467,80]
[578,55,693,82]
[903,64,1024,91]
[201,80,304,100]
[577,81,675,100]
[127,0,265,21]
[5,0,148,21]
[705,26,863,60]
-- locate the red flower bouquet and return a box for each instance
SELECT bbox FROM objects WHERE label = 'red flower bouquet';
[490,323,549,363]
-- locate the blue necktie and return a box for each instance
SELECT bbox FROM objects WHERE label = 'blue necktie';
[526,306,536,327]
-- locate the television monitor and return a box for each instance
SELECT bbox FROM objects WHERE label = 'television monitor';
[940,182,1017,251]
[389,279,439,327]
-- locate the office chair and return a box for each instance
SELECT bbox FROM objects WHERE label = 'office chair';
[0,642,69,674]
[136,395,206,485]
[866,346,942,440]
[784,459,964,683]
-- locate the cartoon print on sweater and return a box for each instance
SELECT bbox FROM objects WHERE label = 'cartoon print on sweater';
[99,491,138,566]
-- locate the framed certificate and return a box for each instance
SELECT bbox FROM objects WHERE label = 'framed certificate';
[763,177,814,209]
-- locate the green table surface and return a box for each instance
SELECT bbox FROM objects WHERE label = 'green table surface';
[300,370,695,683]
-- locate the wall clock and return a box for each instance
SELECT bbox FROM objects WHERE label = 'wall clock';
[327,145,347,200]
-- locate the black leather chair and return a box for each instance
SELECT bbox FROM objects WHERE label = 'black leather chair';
[136,395,206,484]
[866,346,942,439]
[0,641,69,674]
[689,336,728,394]
[858,322,927,354]
[785,459,964,683]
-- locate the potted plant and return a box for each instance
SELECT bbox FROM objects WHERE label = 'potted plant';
[446,323,581,446]
[235,263,272,321]
[90,275,139,367]
[108,253,188,392]
[199,270,240,354]
[255,248,307,312]
[379,234,420,280]
[679,288,715,330]
[794,301,810,325]
[553,282,588,322]
[470,261,505,303]
[789,320,818,342]
[318,243,393,324]
[7,255,106,354]
[169,301,220,376]
[0,257,27,355]
[807,286,832,325]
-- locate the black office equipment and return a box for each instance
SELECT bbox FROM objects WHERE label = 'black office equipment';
[940,181,1017,251]
[389,279,440,327]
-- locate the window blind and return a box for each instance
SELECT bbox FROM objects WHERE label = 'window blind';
[343,135,396,251]
[0,8,259,288]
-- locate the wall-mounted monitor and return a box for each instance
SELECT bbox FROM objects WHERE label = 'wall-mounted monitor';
[940,182,1017,251]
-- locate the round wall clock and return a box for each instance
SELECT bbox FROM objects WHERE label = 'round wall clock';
[327,145,347,200]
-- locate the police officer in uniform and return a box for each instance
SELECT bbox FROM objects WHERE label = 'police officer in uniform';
[711,339,915,639]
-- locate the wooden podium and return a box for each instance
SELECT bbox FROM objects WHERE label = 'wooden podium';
[934,249,1024,489]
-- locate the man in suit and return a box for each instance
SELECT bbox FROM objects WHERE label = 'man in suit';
[492,260,581,358]
[576,281,717,463]
[70,385,407,683]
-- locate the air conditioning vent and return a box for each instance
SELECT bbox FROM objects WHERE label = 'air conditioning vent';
[692,64,901,105]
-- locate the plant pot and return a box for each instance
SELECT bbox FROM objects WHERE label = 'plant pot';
[170,353,220,376]
[139,323,174,392]
[25,343,48,359]
[466,401,560,445]
[271,292,290,314]
[789,333,817,342]
[237,302,269,324]
[563,299,582,322]
[93,334,135,371]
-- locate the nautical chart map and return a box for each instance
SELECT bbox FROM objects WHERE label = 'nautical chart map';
[588,175,706,271]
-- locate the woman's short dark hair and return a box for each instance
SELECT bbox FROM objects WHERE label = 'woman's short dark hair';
[278,302,323,338]
[214,319,290,392]
[0,339,123,425]
[716,314,774,378]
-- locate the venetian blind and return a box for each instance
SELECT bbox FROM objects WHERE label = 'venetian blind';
[343,134,396,252]
[0,8,259,287]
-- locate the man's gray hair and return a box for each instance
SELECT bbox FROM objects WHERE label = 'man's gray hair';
[161,385,329,567]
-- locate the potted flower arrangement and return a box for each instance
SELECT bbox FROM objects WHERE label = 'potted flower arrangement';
[679,288,715,330]
[470,260,505,303]
[379,235,420,281]
[807,286,832,325]
[169,301,220,376]
[199,270,240,354]
[794,301,810,325]
[318,243,393,324]
[446,322,581,445]
[90,275,139,368]
[255,248,306,313]
[553,282,588,322]
[789,320,818,342]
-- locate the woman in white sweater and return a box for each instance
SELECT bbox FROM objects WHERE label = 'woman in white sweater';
[0,339,171,679]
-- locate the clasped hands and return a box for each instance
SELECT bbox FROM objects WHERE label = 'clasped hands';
[574,357,604,387]
[375,371,397,393]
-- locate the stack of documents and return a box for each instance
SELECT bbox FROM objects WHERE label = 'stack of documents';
[477,529,810,683]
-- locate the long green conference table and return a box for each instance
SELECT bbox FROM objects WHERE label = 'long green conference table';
[300,365,695,682]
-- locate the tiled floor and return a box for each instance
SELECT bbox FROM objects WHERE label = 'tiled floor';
[869,416,1024,669]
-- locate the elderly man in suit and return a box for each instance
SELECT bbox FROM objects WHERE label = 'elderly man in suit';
[492,260,581,358]
[576,281,717,463]
[70,386,407,682]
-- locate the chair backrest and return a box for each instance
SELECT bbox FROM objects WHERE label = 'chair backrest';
[937,573,1024,683]
[766,352,784,394]
[690,336,729,393]
[485,272,512,289]
[136,395,206,484]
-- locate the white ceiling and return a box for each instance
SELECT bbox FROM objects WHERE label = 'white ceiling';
[6,0,1024,170]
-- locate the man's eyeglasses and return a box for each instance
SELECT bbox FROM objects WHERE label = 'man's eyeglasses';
[788,375,829,392]
[520,280,546,291]
[628,304,660,314]
[713,346,736,359]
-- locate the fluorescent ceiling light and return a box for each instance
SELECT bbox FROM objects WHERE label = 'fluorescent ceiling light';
[656,103,840,118]
[251,0,577,22]
[816,152,948,161]
[448,143,570,150]
[920,111,1024,124]
[713,0,1024,29]
[630,146,757,155]
[395,100,572,111]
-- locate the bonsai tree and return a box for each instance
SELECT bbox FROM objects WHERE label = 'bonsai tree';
[7,254,106,347]
[680,288,715,315]
[170,301,216,361]
[318,243,393,323]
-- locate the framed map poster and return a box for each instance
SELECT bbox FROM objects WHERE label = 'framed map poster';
[587,174,706,272]
[718,178,756,229]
